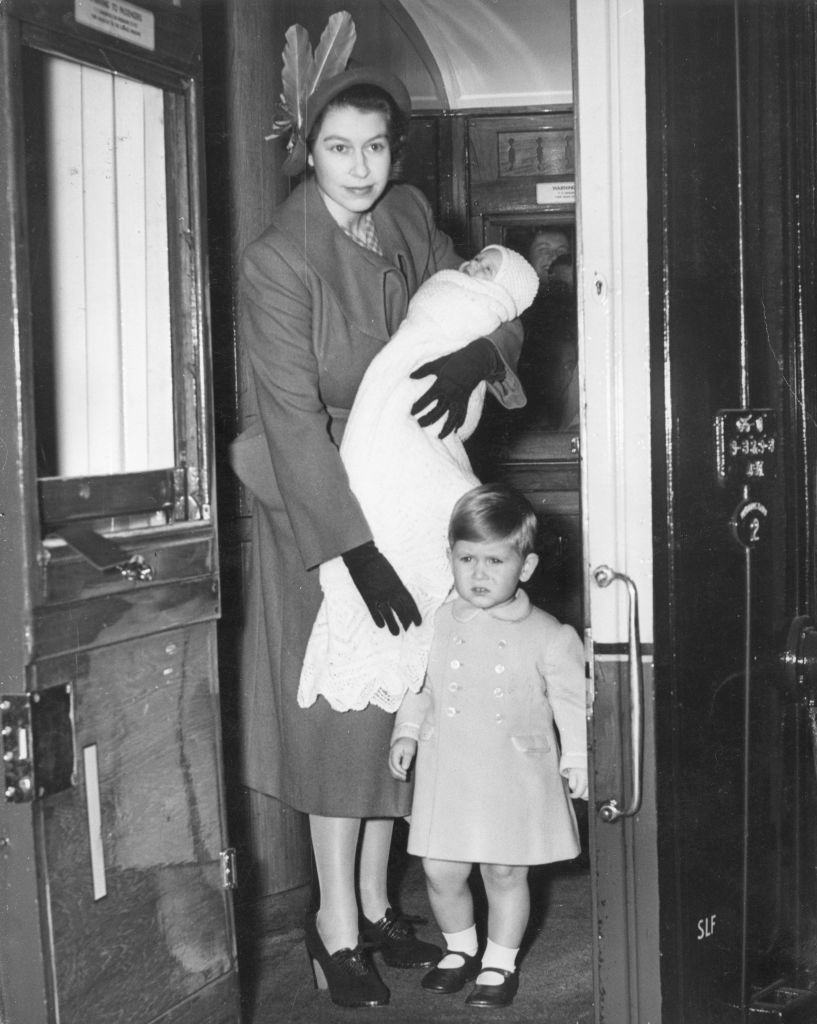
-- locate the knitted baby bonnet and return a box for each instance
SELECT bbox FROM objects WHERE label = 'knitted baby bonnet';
[482,244,541,318]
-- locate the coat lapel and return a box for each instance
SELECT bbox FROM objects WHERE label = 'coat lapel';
[274,179,411,338]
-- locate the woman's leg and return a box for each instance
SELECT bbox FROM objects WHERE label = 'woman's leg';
[309,813,361,952]
[359,821,441,968]
[357,817,394,923]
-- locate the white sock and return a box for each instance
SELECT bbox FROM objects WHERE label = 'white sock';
[477,938,518,983]
[437,925,478,968]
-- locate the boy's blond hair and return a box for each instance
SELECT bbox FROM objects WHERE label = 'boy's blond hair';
[448,483,538,557]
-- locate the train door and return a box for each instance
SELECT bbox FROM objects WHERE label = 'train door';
[641,2,817,1021]
[0,3,239,1023]
[578,0,817,1021]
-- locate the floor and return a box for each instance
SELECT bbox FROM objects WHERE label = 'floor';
[234,821,594,1024]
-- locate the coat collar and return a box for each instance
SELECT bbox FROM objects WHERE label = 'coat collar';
[273,178,413,336]
[451,589,533,624]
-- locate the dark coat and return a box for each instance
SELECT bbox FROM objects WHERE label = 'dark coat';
[232,178,524,815]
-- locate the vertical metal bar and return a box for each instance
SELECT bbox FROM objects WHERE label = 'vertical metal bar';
[82,744,107,901]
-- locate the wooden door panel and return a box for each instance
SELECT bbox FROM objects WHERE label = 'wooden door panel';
[35,624,233,1024]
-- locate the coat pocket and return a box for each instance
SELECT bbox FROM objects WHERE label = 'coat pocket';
[511,733,550,756]
[229,427,285,510]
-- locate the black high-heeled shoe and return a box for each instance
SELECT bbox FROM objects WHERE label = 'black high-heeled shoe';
[304,911,390,1008]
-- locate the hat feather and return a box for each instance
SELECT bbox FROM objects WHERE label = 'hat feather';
[309,11,356,95]
[278,23,315,137]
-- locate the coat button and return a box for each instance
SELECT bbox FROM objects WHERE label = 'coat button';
[446,707,458,717]
[453,635,465,645]
[448,681,460,692]
[450,659,462,669]
[495,713,504,724]
[494,664,505,674]
[493,687,504,698]
[498,639,507,648]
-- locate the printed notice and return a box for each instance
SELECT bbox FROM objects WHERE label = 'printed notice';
[536,181,576,205]
[75,0,156,51]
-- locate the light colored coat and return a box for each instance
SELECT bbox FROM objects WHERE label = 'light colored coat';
[393,590,587,865]
[230,178,524,814]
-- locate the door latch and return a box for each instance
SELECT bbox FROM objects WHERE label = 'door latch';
[220,847,238,890]
[2,685,75,802]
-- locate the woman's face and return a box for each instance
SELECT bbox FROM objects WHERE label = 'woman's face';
[307,104,392,228]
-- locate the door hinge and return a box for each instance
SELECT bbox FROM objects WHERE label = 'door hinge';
[2,685,75,803]
[220,847,238,890]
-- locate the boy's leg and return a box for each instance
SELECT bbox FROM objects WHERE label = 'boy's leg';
[467,862,529,1000]
[420,858,481,992]
[479,862,530,949]
[422,857,474,932]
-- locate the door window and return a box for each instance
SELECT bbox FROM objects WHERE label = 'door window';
[22,47,204,531]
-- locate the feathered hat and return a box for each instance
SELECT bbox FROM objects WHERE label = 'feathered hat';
[266,11,411,177]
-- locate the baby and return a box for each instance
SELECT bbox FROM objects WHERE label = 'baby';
[299,247,540,718]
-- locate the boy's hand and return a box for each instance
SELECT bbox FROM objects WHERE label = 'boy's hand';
[389,738,418,781]
[566,768,588,801]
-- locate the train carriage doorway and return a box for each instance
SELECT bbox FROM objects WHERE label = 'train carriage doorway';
[0,3,239,1022]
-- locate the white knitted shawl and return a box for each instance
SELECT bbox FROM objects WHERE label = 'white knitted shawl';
[298,270,520,712]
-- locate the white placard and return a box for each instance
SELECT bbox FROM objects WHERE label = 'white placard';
[83,744,108,901]
[75,0,156,51]
[536,181,576,205]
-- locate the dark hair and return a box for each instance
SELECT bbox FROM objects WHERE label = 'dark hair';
[448,483,539,557]
[307,83,410,165]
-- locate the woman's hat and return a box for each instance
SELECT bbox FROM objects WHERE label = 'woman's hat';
[266,11,411,177]
[285,66,411,176]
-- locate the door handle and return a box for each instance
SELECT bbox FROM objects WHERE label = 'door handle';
[593,565,644,822]
[781,615,817,700]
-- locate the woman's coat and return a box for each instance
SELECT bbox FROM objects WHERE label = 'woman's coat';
[231,178,525,815]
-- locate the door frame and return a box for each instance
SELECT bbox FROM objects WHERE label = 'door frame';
[573,2,662,1020]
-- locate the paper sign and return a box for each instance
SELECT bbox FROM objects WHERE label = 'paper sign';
[536,181,576,205]
[75,0,155,51]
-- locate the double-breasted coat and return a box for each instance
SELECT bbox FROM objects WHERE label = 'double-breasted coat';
[392,590,587,864]
[231,177,525,816]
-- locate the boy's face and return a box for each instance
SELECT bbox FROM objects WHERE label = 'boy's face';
[449,537,538,610]
[460,248,502,281]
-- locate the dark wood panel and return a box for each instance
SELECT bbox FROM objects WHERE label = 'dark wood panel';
[33,577,219,659]
[152,972,240,1024]
[40,471,176,525]
[36,623,236,1024]
[40,528,216,605]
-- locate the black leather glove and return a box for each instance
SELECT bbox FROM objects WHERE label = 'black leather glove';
[409,337,504,439]
[342,541,422,636]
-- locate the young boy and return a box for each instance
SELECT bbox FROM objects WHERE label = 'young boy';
[389,483,588,1008]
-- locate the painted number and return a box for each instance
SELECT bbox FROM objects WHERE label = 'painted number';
[697,914,717,940]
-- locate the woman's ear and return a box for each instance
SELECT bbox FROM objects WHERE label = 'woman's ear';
[519,552,539,583]
[307,151,314,170]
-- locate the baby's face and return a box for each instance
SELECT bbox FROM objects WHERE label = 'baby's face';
[460,248,502,281]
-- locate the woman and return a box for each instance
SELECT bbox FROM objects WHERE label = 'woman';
[232,62,526,1008]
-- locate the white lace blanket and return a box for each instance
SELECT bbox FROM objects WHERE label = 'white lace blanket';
[298,271,519,712]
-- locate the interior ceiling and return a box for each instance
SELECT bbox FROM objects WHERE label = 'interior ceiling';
[395,0,572,109]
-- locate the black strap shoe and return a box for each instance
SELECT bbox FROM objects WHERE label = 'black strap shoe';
[421,951,481,993]
[465,967,519,1008]
[360,907,441,968]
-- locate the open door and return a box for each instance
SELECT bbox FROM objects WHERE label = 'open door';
[0,3,238,1022]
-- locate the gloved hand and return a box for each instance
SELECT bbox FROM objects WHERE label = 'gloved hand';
[342,541,422,636]
[409,337,504,439]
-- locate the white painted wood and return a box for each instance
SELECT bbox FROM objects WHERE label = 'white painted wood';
[44,57,174,477]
